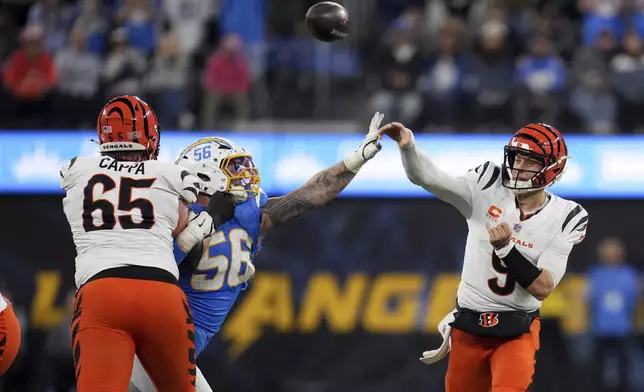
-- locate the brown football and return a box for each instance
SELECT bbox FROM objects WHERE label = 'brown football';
[305,2,349,42]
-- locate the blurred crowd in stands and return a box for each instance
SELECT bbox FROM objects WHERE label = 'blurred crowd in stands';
[1,0,644,134]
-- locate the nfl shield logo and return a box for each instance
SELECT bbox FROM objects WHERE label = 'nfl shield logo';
[513,223,522,233]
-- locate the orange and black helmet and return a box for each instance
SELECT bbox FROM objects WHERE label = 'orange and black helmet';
[96,95,161,159]
[502,123,569,192]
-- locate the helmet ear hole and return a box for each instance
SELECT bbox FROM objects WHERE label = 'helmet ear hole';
[197,173,211,182]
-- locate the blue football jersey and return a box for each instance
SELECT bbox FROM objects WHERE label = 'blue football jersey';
[178,189,267,356]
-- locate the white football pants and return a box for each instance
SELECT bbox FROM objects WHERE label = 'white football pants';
[128,354,213,392]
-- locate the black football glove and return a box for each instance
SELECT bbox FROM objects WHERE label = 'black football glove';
[207,191,235,227]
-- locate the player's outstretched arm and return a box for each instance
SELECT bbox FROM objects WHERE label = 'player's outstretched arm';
[378,122,474,217]
[260,112,385,233]
[261,161,354,230]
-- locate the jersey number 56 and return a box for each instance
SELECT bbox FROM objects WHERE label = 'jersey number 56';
[191,229,255,291]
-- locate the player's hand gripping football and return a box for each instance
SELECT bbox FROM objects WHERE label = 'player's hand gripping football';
[175,210,216,251]
[486,222,512,250]
[343,112,384,173]
[377,121,414,149]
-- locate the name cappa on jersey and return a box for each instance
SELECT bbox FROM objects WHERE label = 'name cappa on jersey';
[98,156,146,174]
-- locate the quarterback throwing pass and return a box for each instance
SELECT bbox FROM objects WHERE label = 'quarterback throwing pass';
[378,122,588,392]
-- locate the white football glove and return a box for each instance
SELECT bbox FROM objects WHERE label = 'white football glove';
[178,173,204,204]
[175,210,215,252]
[343,112,384,173]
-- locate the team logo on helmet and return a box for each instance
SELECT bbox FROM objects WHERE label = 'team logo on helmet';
[96,95,161,159]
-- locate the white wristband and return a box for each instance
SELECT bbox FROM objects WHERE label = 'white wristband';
[343,152,366,174]
[494,242,515,259]
[175,230,200,252]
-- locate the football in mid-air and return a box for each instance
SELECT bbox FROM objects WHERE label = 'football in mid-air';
[305,2,349,42]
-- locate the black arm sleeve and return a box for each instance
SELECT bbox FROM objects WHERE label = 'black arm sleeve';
[500,247,542,289]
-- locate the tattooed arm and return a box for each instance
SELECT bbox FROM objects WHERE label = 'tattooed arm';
[260,161,355,233]
[259,112,385,234]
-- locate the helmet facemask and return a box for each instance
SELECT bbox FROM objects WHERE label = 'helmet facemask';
[502,145,566,194]
[221,154,260,203]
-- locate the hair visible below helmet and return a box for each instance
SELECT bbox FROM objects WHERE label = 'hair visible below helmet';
[96,95,161,161]
[175,137,260,203]
[502,123,569,194]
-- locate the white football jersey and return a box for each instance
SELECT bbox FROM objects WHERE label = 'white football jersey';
[61,156,191,287]
[457,161,588,312]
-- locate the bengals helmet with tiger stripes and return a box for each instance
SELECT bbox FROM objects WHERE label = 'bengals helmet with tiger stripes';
[96,95,161,159]
[502,123,569,193]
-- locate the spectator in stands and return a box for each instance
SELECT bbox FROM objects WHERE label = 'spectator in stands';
[381,7,427,51]
[631,0,644,41]
[26,0,73,54]
[103,27,147,99]
[54,28,100,129]
[532,3,577,62]
[464,19,514,131]
[146,28,189,129]
[569,29,617,134]
[163,0,218,57]
[514,34,566,127]
[71,0,109,55]
[368,17,423,129]
[201,33,251,130]
[417,18,467,131]
[579,0,624,46]
[587,237,639,392]
[115,0,158,55]
[476,6,522,59]
[2,25,57,129]
[611,31,644,133]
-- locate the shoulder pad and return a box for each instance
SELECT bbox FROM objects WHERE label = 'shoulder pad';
[468,161,501,192]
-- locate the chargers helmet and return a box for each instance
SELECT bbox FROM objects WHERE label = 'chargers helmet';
[175,137,260,203]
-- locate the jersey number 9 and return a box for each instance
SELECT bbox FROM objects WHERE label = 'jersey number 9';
[487,253,517,296]
[190,229,255,291]
[82,174,156,232]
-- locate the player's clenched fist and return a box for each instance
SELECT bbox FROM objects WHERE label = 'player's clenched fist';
[486,222,512,249]
[176,210,215,252]
[377,121,413,148]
